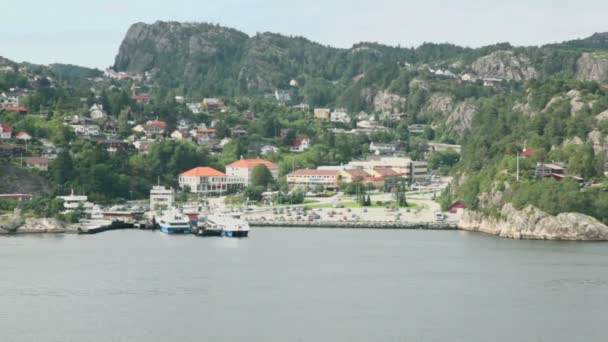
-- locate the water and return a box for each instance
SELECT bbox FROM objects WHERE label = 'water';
[0,229,607,342]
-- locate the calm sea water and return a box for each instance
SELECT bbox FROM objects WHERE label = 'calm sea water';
[0,229,607,342]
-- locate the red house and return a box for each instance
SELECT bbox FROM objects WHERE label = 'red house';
[448,200,467,214]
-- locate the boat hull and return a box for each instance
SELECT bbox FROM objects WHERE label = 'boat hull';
[222,230,249,238]
[159,225,192,234]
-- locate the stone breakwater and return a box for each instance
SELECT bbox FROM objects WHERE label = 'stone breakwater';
[459,203,608,241]
[248,220,458,230]
[0,216,75,234]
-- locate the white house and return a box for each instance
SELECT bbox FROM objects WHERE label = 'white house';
[330,110,351,123]
[225,158,279,187]
[261,145,279,155]
[291,137,311,153]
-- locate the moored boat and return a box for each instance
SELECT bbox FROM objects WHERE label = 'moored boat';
[205,214,250,238]
[157,209,192,234]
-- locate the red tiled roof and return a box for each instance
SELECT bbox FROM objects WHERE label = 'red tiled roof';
[1,123,11,133]
[373,168,400,177]
[521,149,536,157]
[24,157,49,165]
[227,158,277,168]
[344,169,370,178]
[288,169,337,176]
[180,167,226,177]
[293,137,309,147]
[146,120,167,128]
[5,106,27,112]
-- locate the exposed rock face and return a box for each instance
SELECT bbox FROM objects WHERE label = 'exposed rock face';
[566,89,587,115]
[0,216,67,234]
[373,91,406,113]
[459,204,608,240]
[422,94,477,134]
[446,102,477,133]
[575,52,608,82]
[588,130,608,157]
[472,51,538,81]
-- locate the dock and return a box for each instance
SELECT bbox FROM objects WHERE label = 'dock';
[77,220,136,235]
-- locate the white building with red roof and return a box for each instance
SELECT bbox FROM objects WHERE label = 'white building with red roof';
[15,131,32,141]
[0,123,11,139]
[226,158,279,186]
[179,166,244,195]
[291,137,311,153]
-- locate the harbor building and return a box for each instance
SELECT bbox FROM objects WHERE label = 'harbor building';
[179,167,244,195]
[150,186,175,211]
[347,157,428,183]
[286,169,339,190]
[225,158,279,187]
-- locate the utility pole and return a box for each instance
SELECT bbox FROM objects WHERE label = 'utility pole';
[516,152,520,182]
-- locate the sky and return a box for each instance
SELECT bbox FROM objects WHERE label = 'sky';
[1,0,607,69]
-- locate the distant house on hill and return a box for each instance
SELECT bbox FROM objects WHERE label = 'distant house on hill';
[0,123,12,139]
[15,131,32,141]
[291,137,311,153]
[24,157,49,171]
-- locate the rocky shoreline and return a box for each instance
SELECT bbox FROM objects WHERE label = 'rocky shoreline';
[459,204,608,241]
[0,216,78,234]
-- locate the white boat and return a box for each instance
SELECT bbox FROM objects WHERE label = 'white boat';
[157,209,192,234]
[205,214,250,237]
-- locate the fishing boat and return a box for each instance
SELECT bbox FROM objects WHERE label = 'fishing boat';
[195,217,223,237]
[205,214,250,238]
[157,209,192,234]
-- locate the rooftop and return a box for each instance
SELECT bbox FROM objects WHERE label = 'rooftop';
[227,158,277,168]
[288,169,337,176]
[180,166,226,177]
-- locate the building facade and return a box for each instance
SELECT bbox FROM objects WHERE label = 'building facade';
[179,167,244,195]
[286,169,338,190]
[225,158,279,186]
[150,186,175,210]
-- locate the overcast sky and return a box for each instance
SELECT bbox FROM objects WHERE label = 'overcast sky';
[1,0,607,69]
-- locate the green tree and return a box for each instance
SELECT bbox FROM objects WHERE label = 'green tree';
[251,164,274,188]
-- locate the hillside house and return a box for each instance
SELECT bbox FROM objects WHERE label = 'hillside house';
[15,131,32,141]
[0,123,12,139]
[143,120,167,139]
[330,110,351,124]
[291,137,311,153]
[24,157,49,171]
[448,200,467,214]
[203,98,225,110]
[314,108,331,120]
[369,142,402,155]
[231,125,247,138]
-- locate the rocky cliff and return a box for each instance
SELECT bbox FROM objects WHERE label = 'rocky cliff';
[472,51,538,81]
[459,204,608,241]
[575,52,608,82]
